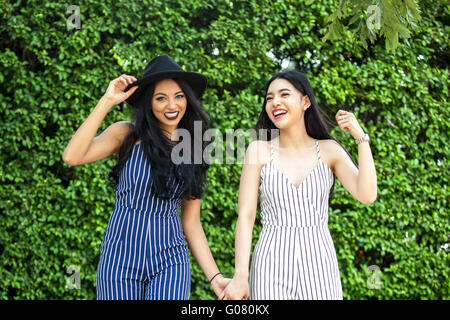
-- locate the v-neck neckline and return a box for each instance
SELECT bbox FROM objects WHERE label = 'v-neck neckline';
[269,138,321,189]
[270,159,321,189]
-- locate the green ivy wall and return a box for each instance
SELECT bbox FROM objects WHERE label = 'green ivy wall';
[0,0,448,299]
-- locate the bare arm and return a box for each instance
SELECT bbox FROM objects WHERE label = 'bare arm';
[333,110,378,204]
[221,141,267,300]
[181,198,231,298]
[62,74,139,166]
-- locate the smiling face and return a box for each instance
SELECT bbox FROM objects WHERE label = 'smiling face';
[265,78,310,130]
[151,78,187,134]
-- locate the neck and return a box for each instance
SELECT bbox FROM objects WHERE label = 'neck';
[278,119,315,150]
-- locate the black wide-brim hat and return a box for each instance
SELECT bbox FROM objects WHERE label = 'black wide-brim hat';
[125,55,208,107]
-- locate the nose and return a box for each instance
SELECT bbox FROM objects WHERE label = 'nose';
[166,98,177,110]
[272,95,282,107]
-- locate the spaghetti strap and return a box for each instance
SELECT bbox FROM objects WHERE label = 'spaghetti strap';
[250,136,342,300]
[315,139,321,161]
[270,139,274,162]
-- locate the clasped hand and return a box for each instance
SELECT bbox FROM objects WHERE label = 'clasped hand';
[215,276,249,300]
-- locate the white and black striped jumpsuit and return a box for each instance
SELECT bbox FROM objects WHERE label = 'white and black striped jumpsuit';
[250,139,343,300]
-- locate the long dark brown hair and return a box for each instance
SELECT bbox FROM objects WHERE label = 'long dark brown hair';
[255,70,357,200]
[109,78,211,200]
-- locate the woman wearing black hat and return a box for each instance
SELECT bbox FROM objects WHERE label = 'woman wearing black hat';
[63,55,229,300]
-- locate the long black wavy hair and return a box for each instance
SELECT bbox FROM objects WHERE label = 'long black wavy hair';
[255,70,357,199]
[110,78,211,200]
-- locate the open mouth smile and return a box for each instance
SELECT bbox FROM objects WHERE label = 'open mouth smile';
[164,111,179,120]
[272,108,287,120]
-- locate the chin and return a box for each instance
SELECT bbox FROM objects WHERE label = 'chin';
[271,118,290,130]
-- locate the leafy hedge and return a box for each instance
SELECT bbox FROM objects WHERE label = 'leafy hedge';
[0,0,448,299]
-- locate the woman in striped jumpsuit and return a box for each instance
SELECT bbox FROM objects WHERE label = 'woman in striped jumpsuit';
[63,55,229,299]
[221,70,377,300]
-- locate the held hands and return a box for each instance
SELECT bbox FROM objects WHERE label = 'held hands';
[335,109,365,140]
[218,275,249,300]
[210,274,232,298]
[103,74,139,106]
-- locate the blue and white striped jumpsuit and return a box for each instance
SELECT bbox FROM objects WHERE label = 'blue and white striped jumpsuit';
[249,139,343,300]
[96,143,190,300]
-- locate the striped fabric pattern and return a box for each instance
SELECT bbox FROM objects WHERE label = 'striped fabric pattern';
[249,139,343,300]
[96,143,190,300]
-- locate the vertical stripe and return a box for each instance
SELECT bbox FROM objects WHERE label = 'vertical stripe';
[96,143,190,300]
[250,139,343,300]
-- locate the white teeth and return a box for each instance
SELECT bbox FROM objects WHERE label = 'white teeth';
[273,110,287,116]
[165,112,178,117]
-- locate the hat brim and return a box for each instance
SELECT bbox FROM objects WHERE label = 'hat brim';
[125,71,207,107]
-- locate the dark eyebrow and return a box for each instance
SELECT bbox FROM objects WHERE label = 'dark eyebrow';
[153,90,184,97]
[266,88,291,96]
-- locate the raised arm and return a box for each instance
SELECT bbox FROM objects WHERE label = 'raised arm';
[331,110,378,204]
[62,74,139,166]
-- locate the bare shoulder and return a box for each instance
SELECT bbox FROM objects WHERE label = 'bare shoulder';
[105,121,133,140]
[107,121,134,134]
[317,139,349,170]
[245,139,271,167]
[99,121,134,154]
